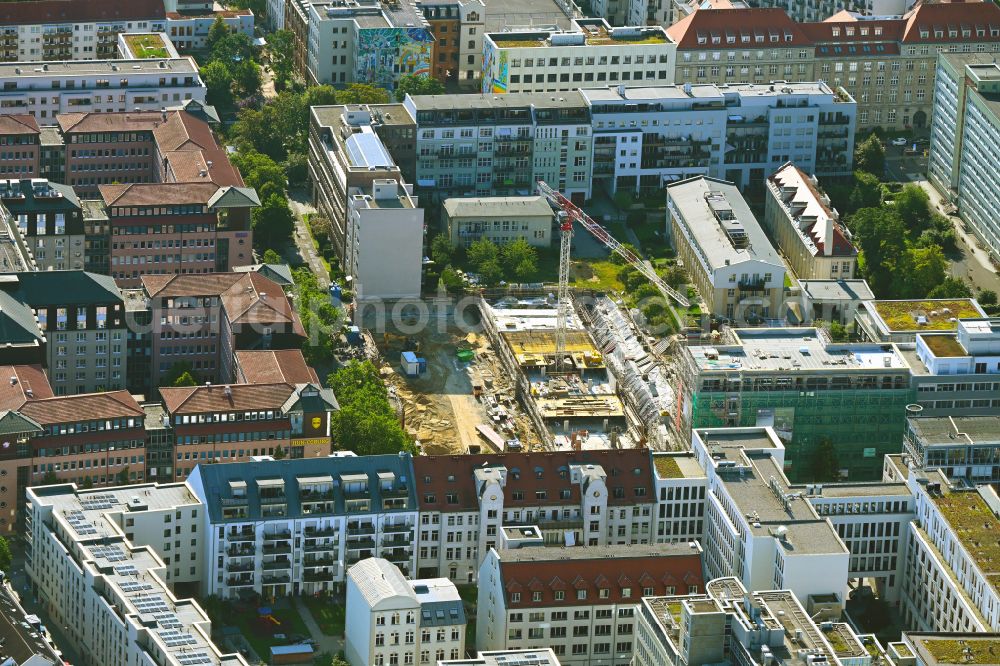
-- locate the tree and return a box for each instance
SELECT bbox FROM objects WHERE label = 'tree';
[81,476,94,490]
[206,16,229,52]
[479,258,504,286]
[161,362,197,387]
[810,437,840,482]
[233,58,262,99]
[829,321,849,342]
[41,470,59,485]
[330,657,351,666]
[430,234,454,266]
[231,151,286,195]
[326,362,413,455]
[201,61,234,109]
[0,536,11,572]
[272,445,286,460]
[978,289,998,307]
[927,277,971,299]
[262,248,283,264]
[305,85,338,108]
[252,194,296,250]
[440,267,464,293]
[467,237,499,271]
[116,467,130,486]
[210,32,254,69]
[893,184,933,235]
[501,238,538,281]
[610,243,640,265]
[394,74,446,99]
[906,244,948,299]
[337,83,391,105]
[850,207,908,297]
[268,29,296,90]
[854,134,885,176]
[846,171,883,213]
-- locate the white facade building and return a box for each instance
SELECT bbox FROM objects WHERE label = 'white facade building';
[442,196,554,248]
[165,10,255,52]
[345,558,466,666]
[0,58,205,121]
[346,179,424,301]
[482,19,675,95]
[25,482,246,666]
[692,427,851,604]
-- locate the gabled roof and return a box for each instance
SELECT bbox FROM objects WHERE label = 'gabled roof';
[0,410,42,437]
[0,0,165,24]
[235,350,319,384]
[0,115,40,136]
[7,271,121,308]
[0,365,52,411]
[208,186,260,208]
[159,382,297,415]
[0,290,42,350]
[141,272,244,298]
[667,8,811,49]
[99,182,222,207]
[18,390,144,426]
[901,2,1000,44]
[221,272,304,334]
[57,111,165,135]
[232,263,295,287]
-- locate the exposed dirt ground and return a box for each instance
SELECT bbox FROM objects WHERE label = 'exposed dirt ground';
[373,315,541,455]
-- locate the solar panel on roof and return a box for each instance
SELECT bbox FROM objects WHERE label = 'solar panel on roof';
[177,652,212,665]
[115,564,139,576]
[159,629,198,647]
[154,612,183,630]
[119,581,153,593]
[344,129,394,169]
[132,594,169,614]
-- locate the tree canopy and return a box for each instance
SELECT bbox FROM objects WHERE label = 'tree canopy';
[854,134,886,176]
[394,75,446,99]
[252,194,295,252]
[327,362,414,456]
[161,362,198,387]
[268,30,296,90]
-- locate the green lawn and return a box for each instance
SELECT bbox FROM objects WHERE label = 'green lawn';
[202,596,311,659]
[571,260,625,292]
[301,595,346,636]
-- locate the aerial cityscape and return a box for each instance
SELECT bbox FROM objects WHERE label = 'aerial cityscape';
[0,0,995,665]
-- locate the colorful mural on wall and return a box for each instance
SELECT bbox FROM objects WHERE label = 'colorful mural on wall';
[482,46,507,94]
[356,27,434,89]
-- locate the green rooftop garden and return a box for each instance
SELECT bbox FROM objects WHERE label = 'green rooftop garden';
[922,334,968,358]
[495,39,545,47]
[873,299,982,331]
[923,639,1000,664]
[654,455,684,479]
[125,33,169,59]
[889,642,912,658]
[934,490,1000,583]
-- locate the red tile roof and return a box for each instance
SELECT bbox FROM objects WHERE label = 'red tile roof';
[768,163,856,258]
[235,350,319,385]
[0,115,40,136]
[141,273,244,298]
[667,8,811,49]
[0,365,52,412]
[413,449,656,512]
[57,111,165,135]
[99,182,222,207]
[159,382,296,415]
[901,1,1000,44]
[0,0,165,24]
[221,272,304,334]
[496,546,704,609]
[18,390,144,426]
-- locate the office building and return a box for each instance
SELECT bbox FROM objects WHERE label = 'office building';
[185,454,420,598]
[903,415,1000,486]
[0,0,167,62]
[666,177,785,320]
[403,93,593,203]
[0,270,127,394]
[855,298,987,344]
[412,449,657,584]
[666,3,1000,132]
[304,0,434,88]
[0,58,205,122]
[692,428,850,602]
[440,651,561,666]
[794,278,874,326]
[346,179,424,301]
[650,452,707,545]
[764,163,857,280]
[928,53,1000,264]
[418,0,485,90]
[592,0,672,32]
[345,558,466,666]
[482,19,675,95]
[442,196,554,249]
[165,8,254,52]
[754,0,915,23]
[476,543,704,665]
[900,632,1000,666]
[0,115,40,178]
[25,482,247,666]
[901,318,1000,417]
[233,349,319,385]
[678,328,914,480]
[584,81,856,196]
[1,178,84,271]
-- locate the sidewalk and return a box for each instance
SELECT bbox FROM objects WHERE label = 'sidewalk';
[292,596,344,657]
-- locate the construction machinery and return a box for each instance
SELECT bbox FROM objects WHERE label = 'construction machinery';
[536,181,690,370]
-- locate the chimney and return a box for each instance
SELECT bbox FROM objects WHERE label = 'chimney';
[822,215,834,257]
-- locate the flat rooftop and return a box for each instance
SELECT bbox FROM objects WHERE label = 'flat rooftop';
[480,0,572,31]
[756,591,838,662]
[799,279,875,302]
[582,80,839,103]
[867,299,985,333]
[799,481,912,498]
[652,453,706,480]
[407,91,587,112]
[0,58,198,78]
[344,127,397,169]
[908,416,1000,446]
[688,328,908,373]
[487,23,669,47]
[932,487,1000,595]
[442,650,562,666]
[500,542,697,563]
[905,633,1000,665]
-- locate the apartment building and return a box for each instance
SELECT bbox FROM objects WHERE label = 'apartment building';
[346,179,424,301]
[476,543,704,665]
[441,651,562,666]
[678,328,914,481]
[666,3,1000,132]
[304,0,434,88]
[635,578,860,666]
[165,8,254,52]
[25,482,246,666]
[901,467,1000,632]
[442,196,553,249]
[160,381,338,478]
[764,163,858,281]
[411,449,657,584]
[583,81,856,195]
[901,318,1000,417]
[345,558,466,666]
[185,454,420,599]
[418,0,485,90]
[0,115,40,178]
[691,427,850,603]
[137,271,306,387]
[795,278,874,325]
[0,58,205,122]
[755,0,915,23]
[903,415,1000,487]
[928,53,1000,264]
[0,0,167,62]
[403,93,593,203]
[482,19,675,95]
[2,178,84,271]
[666,177,785,320]
[900,632,1000,666]
[855,297,987,344]
[309,105,410,258]
[0,270,127,394]
[0,290,44,363]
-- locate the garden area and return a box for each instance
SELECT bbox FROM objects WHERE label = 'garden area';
[301,595,346,637]
[201,595,312,660]
[124,34,170,59]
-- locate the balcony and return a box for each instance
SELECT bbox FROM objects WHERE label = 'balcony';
[260,495,287,506]
[263,530,292,541]
[305,526,336,537]
[304,568,337,582]
[304,556,335,567]
[382,534,411,547]
[382,522,412,534]
[305,539,337,552]
[380,486,409,499]
[262,573,291,585]
[346,523,375,536]
[737,277,766,294]
[300,489,334,503]
[262,543,292,555]
[262,558,292,571]
[227,545,256,557]
[227,561,254,573]
[346,537,376,550]
[227,576,255,587]
[227,530,255,542]
[536,518,584,530]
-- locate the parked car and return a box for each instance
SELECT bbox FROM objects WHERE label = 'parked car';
[890,137,908,146]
